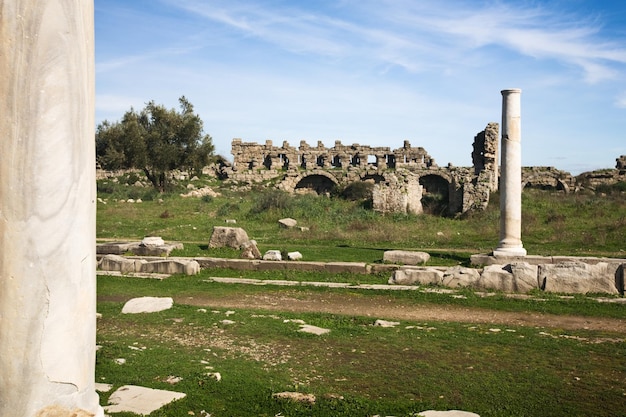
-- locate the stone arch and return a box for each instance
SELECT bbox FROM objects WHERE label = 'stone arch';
[523,176,569,193]
[293,170,340,194]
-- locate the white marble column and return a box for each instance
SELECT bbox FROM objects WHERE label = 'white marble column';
[494,89,527,257]
[0,1,103,416]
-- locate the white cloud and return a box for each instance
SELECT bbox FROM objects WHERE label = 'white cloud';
[164,0,626,83]
[615,92,626,109]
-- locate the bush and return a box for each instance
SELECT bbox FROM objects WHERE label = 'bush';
[339,181,374,201]
[249,189,292,214]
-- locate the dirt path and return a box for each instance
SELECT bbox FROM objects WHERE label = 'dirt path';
[174,290,626,334]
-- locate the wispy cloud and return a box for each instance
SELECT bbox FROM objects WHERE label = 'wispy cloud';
[164,0,626,83]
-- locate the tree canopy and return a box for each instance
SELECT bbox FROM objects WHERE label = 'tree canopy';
[96,96,215,191]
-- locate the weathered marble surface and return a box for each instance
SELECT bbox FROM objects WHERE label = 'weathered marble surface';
[494,89,527,257]
[0,1,102,415]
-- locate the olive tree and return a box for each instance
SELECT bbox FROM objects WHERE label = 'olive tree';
[96,96,215,191]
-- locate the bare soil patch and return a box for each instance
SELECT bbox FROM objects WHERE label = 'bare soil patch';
[175,290,626,334]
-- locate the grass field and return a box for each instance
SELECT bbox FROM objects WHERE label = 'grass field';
[96,174,626,416]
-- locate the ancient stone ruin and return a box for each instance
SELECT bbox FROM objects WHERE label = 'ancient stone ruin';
[224,123,501,215]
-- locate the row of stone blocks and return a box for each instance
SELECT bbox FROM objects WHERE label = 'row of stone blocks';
[390,262,625,295]
[98,254,200,275]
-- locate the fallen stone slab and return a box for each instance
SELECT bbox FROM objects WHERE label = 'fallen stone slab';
[278,218,298,228]
[98,254,135,274]
[95,382,113,392]
[477,263,537,293]
[389,267,444,285]
[122,297,174,314]
[374,319,400,328]
[273,391,316,404]
[384,250,430,265]
[104,385,186,415]
[442,266,481,288]
[299,324,330,335]
[140,259,200,275]
[539,262,619,294]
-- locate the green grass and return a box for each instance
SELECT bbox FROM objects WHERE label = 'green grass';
[97,180,626,261]
[97,276,626,416]
[95,175,626,416]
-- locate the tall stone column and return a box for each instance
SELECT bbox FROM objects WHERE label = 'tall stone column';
[494,89,527,257]
[0,1,103,416]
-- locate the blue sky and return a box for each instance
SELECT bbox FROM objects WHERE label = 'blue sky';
[95,0,626,174]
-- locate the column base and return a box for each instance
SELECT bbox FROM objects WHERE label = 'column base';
[492,247,527,257]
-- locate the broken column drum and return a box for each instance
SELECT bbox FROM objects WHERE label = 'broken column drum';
[0,1,103,416]
[494,88,527,257]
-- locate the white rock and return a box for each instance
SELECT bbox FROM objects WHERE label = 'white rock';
[207,372,222,382]
[273,392,316,404]
[539,262,618,294]
[299,324,330,335]
[287,251,303,261]
[104,385,186,415]
[442,266,481,288]
[389,268,444,285]
[122,297,173,314]
[278,218,298,228]
[263,250,282,261]
[383,250,430,265]
[374,319,400,328]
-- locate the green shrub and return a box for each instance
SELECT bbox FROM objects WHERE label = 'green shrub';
[249,189,293,214]
[339,181,374,201]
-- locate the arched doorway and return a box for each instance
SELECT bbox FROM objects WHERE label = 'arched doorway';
[295,174,338,195]
[419,174,450,215]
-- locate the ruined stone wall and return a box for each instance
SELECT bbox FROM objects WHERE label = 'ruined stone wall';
[522,167,575,192]
[231,138,436,173]
[228,125,498,215]
[617,155,626,172]
[472,122,499,192]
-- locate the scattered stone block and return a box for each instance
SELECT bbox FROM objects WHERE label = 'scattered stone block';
[442,266,481,288]
[104,385,186,415]
[477,263,537,293]
[96,241,137,255]
[374,319,400,328]
[273,392,316,404]
[140,259,200,275]
[133,240,184,256]
[278,218,298,228]
[122,297,174,314]
[299,324,330,335]
[240,240,262,259]
[99,254,136,274]
[389,267,444,285]
[384,250,430,265]
[263,250,282,261]
[209,226,251,249]
[287,251,303,261]
[539,262,618,294]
